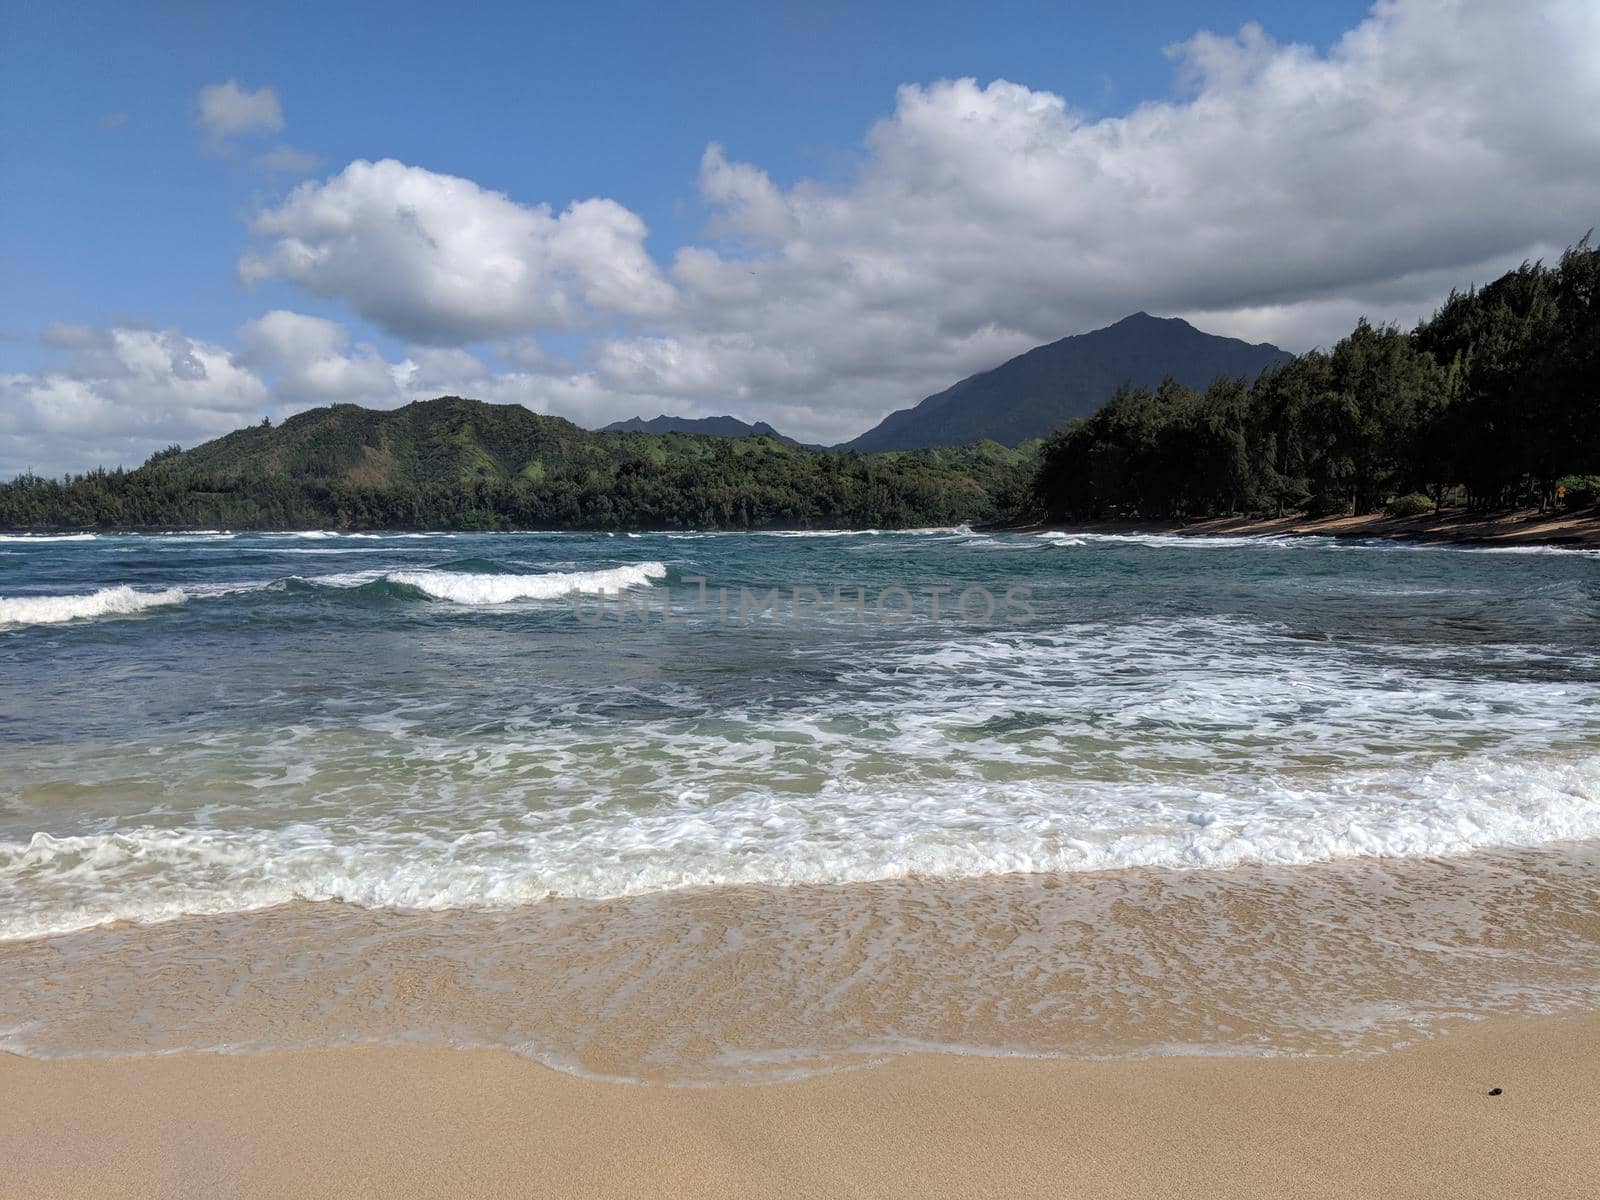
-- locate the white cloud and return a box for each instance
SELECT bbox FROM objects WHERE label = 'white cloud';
[1,327,271,477]
[236,310,399,405]
[196,80,285,146]
[239,159,677,343]
[225,1,1600,445]
[0,311,681,474]
[13,0,1600,471]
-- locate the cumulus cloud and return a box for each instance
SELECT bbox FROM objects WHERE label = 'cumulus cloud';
[196,80,285,146]
[224,0,1599,445]
[239,159,677,343]
[236,310,400,405]
[0,309,676,474]
[13,0,1600,471]
[1,326,271,477]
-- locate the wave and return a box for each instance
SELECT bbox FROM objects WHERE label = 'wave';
[1030,529,1600,555]
[0,533,97,543]
[254,531,453,541]
[0,561,666,626]
[0,586,187,627]
[756,529,884,538]
[3,748,1597,941]
[1037,531,1318,550]
[384,562,666,604]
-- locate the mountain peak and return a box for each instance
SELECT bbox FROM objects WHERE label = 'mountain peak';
[839,316,1292,452]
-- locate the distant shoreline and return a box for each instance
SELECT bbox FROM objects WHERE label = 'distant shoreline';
[4,507,1598,547]
[1022,506,1600,550]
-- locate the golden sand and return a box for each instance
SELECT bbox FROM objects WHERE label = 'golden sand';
[2,1011,1595,1199]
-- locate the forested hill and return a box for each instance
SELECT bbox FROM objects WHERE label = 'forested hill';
[160,397,605,488]
[0,396,1036,531]
[842,312,1291,452]
[1035,237,1600,522]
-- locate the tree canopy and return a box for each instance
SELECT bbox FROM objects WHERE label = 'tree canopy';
[1036,237,1599,521]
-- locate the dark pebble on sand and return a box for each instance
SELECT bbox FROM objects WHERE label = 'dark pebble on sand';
[1488,1087,1503,1096]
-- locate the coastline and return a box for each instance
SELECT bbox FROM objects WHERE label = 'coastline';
[6,524,1599,1198]
[8,506,1598,548]
[1027,506,1600,549]
[3,1010,1595,1199]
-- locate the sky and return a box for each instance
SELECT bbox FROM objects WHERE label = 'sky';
[2,0,1597,476]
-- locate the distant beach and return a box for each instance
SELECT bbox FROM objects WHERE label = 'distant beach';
[1031,506,1600,550]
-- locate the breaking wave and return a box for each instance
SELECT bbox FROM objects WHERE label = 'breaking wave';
[0,586,188,627]
[385,562,667,603]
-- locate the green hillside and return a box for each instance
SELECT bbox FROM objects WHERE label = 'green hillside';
[162,397,786,488]
[0,397,1036,531]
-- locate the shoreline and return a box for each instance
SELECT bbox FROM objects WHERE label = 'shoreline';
[3,1010,1595,1198]
[1025,506,1600,549]
[6,507,1600,547]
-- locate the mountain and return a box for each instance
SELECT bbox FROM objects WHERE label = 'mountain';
[601,413,797,442]
[841,313,1293,452]
[160,396,808,490]
[165,397,596,488]
[40,395,1034,531]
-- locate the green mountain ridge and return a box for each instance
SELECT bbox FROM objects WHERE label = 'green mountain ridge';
[167,396,749,489]
[3,396,1037,531]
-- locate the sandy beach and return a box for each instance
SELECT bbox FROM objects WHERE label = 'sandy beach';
[5,530,1599,1198]
[2,1011,1595,1199]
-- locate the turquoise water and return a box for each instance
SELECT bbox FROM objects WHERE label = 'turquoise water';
[3,528,1600,1076]
[2,528,1599,940]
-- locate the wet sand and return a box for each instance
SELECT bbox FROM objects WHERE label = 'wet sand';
[2,1010,1595,1199]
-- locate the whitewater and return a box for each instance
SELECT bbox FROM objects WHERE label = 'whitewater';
[2,528,1598,1075]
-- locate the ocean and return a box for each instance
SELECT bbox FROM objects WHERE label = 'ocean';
[2,528,1598,1082]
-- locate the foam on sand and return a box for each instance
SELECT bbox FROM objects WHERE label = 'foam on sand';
[2,742,1596,941]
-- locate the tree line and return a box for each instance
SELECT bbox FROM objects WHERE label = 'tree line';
[0,440,1035,532]
[3,237,1595,532]
[1035,236,1599,521]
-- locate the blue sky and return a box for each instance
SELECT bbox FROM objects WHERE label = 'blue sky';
[3,0,1368,352]
[2,0,1595,473]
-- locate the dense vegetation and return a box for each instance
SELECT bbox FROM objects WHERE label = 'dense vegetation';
[1036,238,1600,520]
[0,397,1035,531]
[600,413,804,444]
[5,239,1594,532]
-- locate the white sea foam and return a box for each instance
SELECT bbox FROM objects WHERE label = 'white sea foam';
[757,529,884,537]
[0,586,187,627]
[0,563,670,625]
[0,533,97,543]
[1030,529,1600,555]
[1036,531,1317,550]
[387,562,667,603]
[1,748,1596,941]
